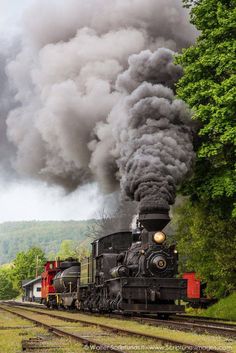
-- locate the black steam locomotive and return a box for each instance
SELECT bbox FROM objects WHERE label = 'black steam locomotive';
[50,211,187,316]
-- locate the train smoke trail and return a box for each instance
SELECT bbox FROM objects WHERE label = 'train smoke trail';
[1,0,197,212]
[91,49,195,212]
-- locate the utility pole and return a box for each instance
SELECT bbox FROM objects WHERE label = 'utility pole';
[36,255,39,277]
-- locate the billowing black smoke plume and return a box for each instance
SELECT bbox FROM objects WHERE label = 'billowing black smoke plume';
[92,49,194,213]
[0,0,197,213]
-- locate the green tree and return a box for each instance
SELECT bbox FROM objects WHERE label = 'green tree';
[176,0,236,217]
[173,199,236,298]
[57,240,77,259]
[57,240,89,260]
[13,247,46,289]
[0,267,19,299]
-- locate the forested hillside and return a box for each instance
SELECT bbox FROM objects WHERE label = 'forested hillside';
[0,220,94,264]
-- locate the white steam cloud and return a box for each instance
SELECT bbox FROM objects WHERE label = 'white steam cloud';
[2,0,197,212]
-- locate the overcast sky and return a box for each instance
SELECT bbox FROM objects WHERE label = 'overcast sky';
[0,0,103,222]
[0,182,104,222]
[0,0,30,34]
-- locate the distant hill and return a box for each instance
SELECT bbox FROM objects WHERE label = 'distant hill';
[0,220,95,264]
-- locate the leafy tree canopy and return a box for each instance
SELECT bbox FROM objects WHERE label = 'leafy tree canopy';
[0,267,19,300]
[13,247,46,288]
[57,240,89,261]
[176,0,236,217]
[173,199,236,298]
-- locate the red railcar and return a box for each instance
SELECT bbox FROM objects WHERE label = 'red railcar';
[183,272,201,299]
[41,261,60,306]
[183,272,215,308]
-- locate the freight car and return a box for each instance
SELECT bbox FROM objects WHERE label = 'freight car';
[183,272,216,308]
[41,260,59,306]
[41,258,80,308]
[41,210,188,316]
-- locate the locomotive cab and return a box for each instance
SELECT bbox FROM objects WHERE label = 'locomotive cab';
[78,231,133,311]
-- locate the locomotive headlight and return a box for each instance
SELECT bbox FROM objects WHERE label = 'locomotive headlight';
[153,231,166,244]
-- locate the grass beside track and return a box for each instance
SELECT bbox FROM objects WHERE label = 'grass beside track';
[12,305,236,353]
[0,307,87,353]
[187,293,236,322]
[0,305,180,353]
[201,293,236,321]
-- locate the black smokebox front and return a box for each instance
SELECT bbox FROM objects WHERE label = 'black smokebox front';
[138,208,170,231]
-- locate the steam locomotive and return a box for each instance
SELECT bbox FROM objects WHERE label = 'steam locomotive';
[41,211,187,316]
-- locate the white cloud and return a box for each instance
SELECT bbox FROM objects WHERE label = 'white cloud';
[0,0,32,37]
[0,0,105,222]
[0,181,103,222]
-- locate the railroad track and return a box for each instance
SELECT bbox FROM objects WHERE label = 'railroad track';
[178,314,236,323]
[130,315,236,338]
[0,304,125,353]
[6,301,236,325]
[1,303,234,353]
[4,301,236,338]
[173,315,236,327]
[81,311,236,338]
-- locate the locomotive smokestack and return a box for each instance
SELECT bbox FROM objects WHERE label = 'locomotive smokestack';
[138,208,170,231]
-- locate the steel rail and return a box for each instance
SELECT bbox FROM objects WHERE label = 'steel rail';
[5,301,236,336]
[65,307,236,336]
[0,304,126,353]
[2,303,232,353]
[83,309,236,333]
[131,316,236,337]
[177,314,236,323]
[6,301,236,326]
[171,315,236,328]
